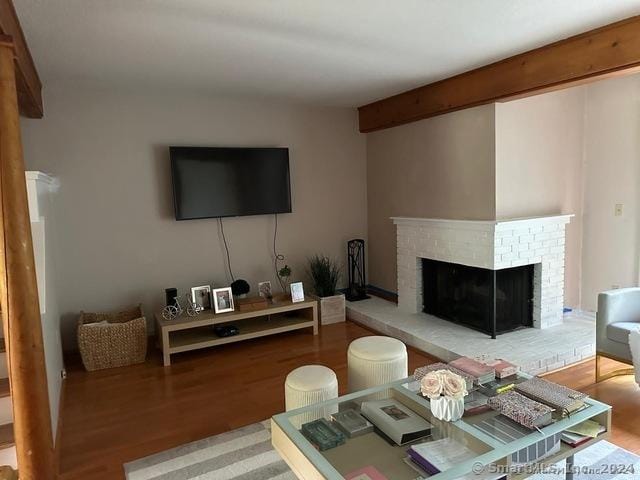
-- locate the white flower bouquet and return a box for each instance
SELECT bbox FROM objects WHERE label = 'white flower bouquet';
[420,369,468,400]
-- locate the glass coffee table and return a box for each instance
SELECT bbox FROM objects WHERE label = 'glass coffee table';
[271,374,612,480]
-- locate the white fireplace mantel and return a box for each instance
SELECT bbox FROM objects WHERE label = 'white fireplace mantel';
[392,214,574,230]
[392,214,573,329]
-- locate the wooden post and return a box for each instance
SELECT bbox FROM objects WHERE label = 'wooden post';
[358,15,640,132]
[0,35,55,478]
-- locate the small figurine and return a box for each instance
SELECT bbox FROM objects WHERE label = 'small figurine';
[184,293,198,317]
[162,293,200,320]
[162,304,178,320]
[162,295,183,320]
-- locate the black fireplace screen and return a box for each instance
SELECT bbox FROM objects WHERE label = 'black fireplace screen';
[422,258,533,336]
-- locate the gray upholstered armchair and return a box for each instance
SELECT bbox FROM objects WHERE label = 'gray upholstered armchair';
[596,288,640,382]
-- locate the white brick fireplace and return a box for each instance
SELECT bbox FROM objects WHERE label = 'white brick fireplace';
[393,215,573,329]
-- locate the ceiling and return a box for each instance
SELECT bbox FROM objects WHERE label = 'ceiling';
[14,0,640,107]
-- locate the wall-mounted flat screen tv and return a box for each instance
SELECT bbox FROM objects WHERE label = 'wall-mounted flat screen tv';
[170,146,292,220]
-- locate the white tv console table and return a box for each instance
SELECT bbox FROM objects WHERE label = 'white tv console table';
[155,297,318,366]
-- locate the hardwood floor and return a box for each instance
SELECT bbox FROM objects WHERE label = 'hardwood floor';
[543,356,640,455]
[57,321,434,479]
[56,321,640,479]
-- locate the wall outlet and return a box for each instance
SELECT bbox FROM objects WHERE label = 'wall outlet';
[615,204,623,216]
[612,284,620,290]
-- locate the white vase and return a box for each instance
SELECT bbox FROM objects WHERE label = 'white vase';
[430,396,464,422]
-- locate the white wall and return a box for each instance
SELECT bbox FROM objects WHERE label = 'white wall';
[581,75,640,311]
[495,88,586,308]
[496,73,640,312]
[367,105,496,292]
[21,86,367,348]
[368,72,640,312]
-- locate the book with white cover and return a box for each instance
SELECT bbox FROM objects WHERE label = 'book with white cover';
[409,438,502,480]
[360,400,432,446]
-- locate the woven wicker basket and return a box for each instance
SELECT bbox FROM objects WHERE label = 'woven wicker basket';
[78,304,147,371]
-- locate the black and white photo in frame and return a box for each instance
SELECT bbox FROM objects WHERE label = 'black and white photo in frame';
[258,281,272,298]
[290,282,305,303]
[213,287,234,313]
[190,285,212,311]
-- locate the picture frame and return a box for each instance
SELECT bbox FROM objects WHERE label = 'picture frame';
[213,287,235,314]
[258,281,272,299]
[290,282,305,303]
[191,285,212,312]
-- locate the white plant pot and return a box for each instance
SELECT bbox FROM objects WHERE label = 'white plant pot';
[430,396,464,422]
[312,294,346,325]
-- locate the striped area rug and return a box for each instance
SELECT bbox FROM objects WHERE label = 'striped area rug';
[125,420,639,479]
[124,421,296,480]
[530,440,640,480]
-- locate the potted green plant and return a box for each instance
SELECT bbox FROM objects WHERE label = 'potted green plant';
[307,255,345,325]
[278,264,292,292]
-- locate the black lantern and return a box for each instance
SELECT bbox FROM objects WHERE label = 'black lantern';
[346,239,369,301]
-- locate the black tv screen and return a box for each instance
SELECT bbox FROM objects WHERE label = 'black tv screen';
[170,147,292,220]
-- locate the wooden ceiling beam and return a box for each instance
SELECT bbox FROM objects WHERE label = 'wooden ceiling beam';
[0,0,43,118]
[358,15,640,133]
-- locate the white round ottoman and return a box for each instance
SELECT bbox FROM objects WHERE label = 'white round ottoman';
[348,336,408,398]
[285,365,338,427]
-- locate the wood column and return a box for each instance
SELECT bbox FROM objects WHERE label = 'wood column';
[358,15,640,132]
[0,35,54,478]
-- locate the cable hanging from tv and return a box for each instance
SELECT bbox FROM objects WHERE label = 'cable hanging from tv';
[218,217,235,282]
[217,215,286,292]
[273,213,286,291]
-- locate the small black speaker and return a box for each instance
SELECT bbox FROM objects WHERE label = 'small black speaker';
[165,288,178,306]
[214,325,239,338]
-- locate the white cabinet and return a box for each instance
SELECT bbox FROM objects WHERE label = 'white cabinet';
[26,172,57,314]
[25,171,64,440]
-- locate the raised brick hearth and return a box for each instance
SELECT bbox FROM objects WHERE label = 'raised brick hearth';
[393,215,573,329]
[346,296,595,375]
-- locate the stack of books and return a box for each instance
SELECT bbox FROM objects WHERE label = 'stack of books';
[487,391,554,429]
[515,377,587,417]
[407,438,503,479]
[331,409,373,438]
[414,362,476,392]
[477,376,523,397]
[360,400,432,445]
[449,357,496,385]
[479,358,519,379]
[300,418,346,451]
[562,430,603,447]
[479,379,516,397]
[463,390,491,415]
[407,438,475,476]
[561,419,606,447]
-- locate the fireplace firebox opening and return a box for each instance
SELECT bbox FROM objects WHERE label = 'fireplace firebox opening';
[422,258,534,337]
